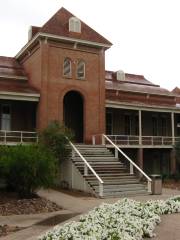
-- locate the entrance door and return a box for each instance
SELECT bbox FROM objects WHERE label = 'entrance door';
[63,91,83,142]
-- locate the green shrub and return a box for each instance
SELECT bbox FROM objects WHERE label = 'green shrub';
[0,144,57,198]
[39,121,73,161]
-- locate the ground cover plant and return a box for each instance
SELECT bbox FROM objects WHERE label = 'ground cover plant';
[39,196,180,240]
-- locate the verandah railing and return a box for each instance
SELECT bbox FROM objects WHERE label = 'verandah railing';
[0,130,38,144]
[92,134,152,193]
[104,135,180,146]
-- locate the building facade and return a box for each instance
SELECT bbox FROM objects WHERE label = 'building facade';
[0,8,180,176]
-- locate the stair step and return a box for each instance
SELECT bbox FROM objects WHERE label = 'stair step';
[71,144,149,198]
[94,183,145,190]
[101,190,150,198]
[84,173,135,178]
[89,180,140,185]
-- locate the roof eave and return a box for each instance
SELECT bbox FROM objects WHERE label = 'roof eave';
[0,91,40,102]
[15,32,112,59]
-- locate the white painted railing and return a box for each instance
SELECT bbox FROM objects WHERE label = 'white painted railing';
[68,140,104,197]
[104,135,180,146]
[93,134,152,193]
[0,130,38,144]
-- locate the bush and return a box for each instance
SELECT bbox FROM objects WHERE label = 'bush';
[39,121,73,161]
[0,144,57,198]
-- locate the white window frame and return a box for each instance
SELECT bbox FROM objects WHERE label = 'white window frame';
[63,57,72,78]
[69,17,81,33]
[1,104,11,131]
[77,60,85,80]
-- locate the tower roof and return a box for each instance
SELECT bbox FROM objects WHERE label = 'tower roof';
[31,7,112,46]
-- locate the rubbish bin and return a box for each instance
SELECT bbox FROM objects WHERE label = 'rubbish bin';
[150,174,162,195]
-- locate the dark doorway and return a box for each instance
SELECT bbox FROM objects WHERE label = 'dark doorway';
[63,91,84,143]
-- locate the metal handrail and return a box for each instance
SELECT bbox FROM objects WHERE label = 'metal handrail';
[102,134,152,193]
[68,140,104,197]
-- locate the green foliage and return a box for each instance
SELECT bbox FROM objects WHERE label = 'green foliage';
[0,144,57,198]
[39,121,73,161]
[0,121,72,197]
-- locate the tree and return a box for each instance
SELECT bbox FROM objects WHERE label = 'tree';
[39,121,73,161]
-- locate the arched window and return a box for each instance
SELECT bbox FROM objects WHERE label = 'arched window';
[63,58,72,77]
[77,60,85,79]
[69,17,81,33]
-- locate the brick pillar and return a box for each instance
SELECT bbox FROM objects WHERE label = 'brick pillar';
[137,148,143,178]
[170,149,176,174]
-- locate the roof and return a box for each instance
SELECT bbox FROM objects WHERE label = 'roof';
[105,71,173,96]
[0,79,39,95]
[0,57,39,96]
[30,7,112,46]
[172,87,180,94]
[0,56,26,77]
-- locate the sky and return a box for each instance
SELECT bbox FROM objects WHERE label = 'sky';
[0,0,180,91]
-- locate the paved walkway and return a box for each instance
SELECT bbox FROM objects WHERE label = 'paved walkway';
[1,188,180,239]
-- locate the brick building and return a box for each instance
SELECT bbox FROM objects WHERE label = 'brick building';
[0,8,180,193]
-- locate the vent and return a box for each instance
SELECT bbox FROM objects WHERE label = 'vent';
[69,17,81,33]
[116,70,125,81]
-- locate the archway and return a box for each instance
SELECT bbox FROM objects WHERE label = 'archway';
[63,91,84,143]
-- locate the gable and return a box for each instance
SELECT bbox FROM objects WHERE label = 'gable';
[31,7,112,46]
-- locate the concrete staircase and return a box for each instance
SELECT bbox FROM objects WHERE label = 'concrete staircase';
[72,144,149,198]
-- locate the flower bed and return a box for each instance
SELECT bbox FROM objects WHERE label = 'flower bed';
[39,196,180,240]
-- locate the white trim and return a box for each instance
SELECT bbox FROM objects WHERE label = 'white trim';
[0,74,27,81]
[15,32,111,59]
[0,91,40,102]
[106,100,180,113]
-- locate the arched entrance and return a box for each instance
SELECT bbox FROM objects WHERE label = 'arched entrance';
[63,91,84,143]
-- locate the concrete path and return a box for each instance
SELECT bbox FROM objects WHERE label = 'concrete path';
[1,188,180,239]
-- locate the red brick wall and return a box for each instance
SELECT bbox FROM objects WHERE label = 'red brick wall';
[21,40,105,143]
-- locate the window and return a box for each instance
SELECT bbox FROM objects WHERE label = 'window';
[161,117,167,136]
[1,105,11,131]
[124,115,132,135]
[69,17,81,33]
[77,60,85,79]
[63,58,72,77]
[135,115,139,135]
[152,116,158,136]
[106,112,113,135]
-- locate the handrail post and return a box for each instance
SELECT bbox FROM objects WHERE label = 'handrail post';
[92,135,96,145]
[102,135,105,145]
[148,180,152,193]
[99,182,103,197]
[21,132,23,143]
[84,164,88,176]
[130,163,134,175]
[72,149,75,158]
[115,148,118,158]
[4,131,6,144]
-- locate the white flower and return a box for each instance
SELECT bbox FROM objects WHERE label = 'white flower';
[38,196,180,240]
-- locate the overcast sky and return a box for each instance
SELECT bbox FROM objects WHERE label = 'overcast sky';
[0,0,180,90]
